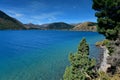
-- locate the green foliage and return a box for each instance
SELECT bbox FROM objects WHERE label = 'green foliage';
[95,39,114,55]
[78,38,89,55]
[95,70,120,80]
[96,71,110,80]
[96,39,110,46]
[106,44,114,55]
[63,38,96,80]
[92,0,120,40]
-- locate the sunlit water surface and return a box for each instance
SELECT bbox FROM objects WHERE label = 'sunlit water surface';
[0,30,104,80]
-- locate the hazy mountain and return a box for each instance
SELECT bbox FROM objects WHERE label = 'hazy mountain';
[45,22,74,30]
[0,10,26,30]
[25,22,74,30]
[24,23,42,29]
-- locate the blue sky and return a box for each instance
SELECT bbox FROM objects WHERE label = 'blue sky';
[0,0,96,24]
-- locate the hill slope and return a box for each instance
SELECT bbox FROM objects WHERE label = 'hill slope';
[0,10,26,30]
[72,22,97,31]
[45,22,74,30]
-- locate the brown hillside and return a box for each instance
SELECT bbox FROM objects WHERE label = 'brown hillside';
[72,22,97,31]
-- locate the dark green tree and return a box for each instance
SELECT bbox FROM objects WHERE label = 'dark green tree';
[63,38,96,80]
[92,0,120,75]
[92,0,120,40]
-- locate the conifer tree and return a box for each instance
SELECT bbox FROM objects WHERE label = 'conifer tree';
[63,38,96,80]
[92,0,120,40]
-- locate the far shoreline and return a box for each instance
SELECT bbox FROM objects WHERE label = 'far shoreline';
[0,29,97,32]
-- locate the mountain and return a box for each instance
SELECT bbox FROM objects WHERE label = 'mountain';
[24,22,74,30]
[0,10,26,30]
[24,23,42,29]
[72,22,97,31]
[45,22,74,30]
[24,22,97,31]
[0,10,97,31]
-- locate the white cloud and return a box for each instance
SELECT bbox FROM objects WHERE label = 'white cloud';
[14,13,23,17]
[31,12,61,21]
[4,9,63,24]
[7,10,23,18]
[48,16,56,21]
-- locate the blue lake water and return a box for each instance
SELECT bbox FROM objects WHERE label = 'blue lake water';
[0,30,104,80]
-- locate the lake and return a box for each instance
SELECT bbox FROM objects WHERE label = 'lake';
[0,30,104,80]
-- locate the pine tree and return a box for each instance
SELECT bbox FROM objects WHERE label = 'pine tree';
[63,38,96,80]
[92,0,120,40]
[92,0,120,76]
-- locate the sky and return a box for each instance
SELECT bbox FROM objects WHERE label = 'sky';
[0,0,97,24]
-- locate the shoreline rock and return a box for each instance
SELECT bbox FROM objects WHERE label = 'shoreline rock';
[99,46,111,72]
[95,46,104,69]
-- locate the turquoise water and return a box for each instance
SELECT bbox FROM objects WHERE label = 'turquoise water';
[0,30,104,80]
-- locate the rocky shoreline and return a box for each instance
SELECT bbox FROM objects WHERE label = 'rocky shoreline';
[95,45,111,73]
[99,46,111,72]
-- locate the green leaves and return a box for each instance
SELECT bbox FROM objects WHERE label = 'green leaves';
[78,38,89,55]
[63,38,96,80]
[92,0,120,40]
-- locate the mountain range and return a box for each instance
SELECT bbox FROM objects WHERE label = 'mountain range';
[0,10,97,31]
[25,22,74,30]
